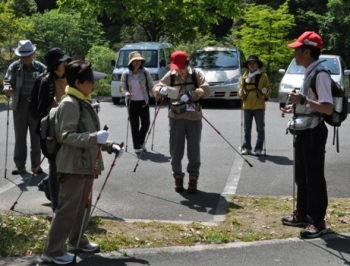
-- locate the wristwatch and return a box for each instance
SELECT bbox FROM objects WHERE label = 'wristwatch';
[305,99,311,108]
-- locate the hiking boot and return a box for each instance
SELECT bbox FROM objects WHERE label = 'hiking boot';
[67,242,100,253]
[281,211,308,227]
[300,222,327,238]
[241,148,251,155]
[188,175,198,194]
[41,253,74,265]
[174,173,184,193]
[12,167,26,175]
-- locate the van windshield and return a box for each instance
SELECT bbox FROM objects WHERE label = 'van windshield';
[287,57,340,75]
[190,50,239,69]
[116,50,158,68]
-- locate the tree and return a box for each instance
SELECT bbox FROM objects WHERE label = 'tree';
[22,9,107,61]
[320,0,350,67]
[56,0,242,44]
[234,1,295,81]
[2,0,37,16]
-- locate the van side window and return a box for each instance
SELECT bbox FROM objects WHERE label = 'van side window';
[165,48,171,65]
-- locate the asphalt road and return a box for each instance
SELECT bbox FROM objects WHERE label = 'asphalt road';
[1,98,350,265]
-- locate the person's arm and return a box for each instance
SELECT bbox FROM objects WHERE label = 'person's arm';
[152,71,171,99]
[191,69,210,101]
[3,63,16,96]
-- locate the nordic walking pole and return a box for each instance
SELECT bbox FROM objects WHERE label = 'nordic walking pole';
[133,98,164,172]
[10,156,46,211]
[90,142,124,218]
[193,105,253,167]
[4,100,10,179]
[125,99,130,152]
[151,100,157,150]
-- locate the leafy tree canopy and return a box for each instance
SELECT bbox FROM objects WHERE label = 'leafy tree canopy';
[22,9,107,61]
[234,1,295,80]
[57,0,242,44]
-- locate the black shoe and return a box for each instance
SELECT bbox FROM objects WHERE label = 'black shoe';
[281,211,308,227]
[32,167,43,174]
[12,167,26,175]
[300,222,327,238]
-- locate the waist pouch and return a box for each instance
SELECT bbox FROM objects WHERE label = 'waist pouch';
[287,115,320,135]
[170,101,186,114]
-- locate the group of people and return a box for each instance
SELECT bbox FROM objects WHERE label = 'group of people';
[2,30,333,264]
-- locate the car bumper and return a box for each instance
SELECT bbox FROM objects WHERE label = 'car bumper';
[206,83,240,100]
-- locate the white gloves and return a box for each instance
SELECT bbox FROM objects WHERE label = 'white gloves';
[159,87,168,95]
[181,94,190,103]
[261,87,268,95]
[97,130,109,144]
[112,144,125,158]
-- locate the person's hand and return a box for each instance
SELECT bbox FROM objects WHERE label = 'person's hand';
[3,87,12,97]
[97,130,109,144]
[180,94,190,103]
[125,92,131,100]
[159,87,168,95]
[195,88,204,97]
[112,144,125,158]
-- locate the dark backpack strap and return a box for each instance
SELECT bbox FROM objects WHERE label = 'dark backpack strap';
[170,70,199,88]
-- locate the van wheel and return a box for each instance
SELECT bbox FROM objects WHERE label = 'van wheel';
[112,97,120,105]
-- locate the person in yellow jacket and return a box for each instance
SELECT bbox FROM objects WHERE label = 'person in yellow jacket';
[238,54,271,156]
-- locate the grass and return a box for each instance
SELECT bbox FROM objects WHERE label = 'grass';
[1,195,349,257]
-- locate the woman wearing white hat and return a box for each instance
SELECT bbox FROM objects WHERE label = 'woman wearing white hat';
[2,40,46,175]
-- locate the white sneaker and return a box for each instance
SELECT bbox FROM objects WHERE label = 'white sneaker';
[255,149,262,156]
[41,253,74,265]
[135,149,142,153]
[241,148,251,155]
[67,242,99,253]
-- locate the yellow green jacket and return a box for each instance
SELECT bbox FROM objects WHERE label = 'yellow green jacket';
[238,70,271,110]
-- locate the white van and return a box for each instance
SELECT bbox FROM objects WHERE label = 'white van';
[110,42,173,104]
[190,46,246,103]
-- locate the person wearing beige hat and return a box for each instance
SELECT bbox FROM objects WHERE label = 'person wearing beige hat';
[121,51,154,154]
[2,40,46,175]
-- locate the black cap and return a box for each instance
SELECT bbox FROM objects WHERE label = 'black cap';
[45,48,71,71]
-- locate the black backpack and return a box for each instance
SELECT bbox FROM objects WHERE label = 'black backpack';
[310,69,348,152]
[40,97,83,160]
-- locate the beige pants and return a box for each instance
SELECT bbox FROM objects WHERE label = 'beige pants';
[43,174,93,257]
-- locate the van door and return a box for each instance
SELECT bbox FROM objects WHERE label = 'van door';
[158,49,169,80]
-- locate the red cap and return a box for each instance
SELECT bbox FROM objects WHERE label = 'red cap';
[288,31,323,49]
[170,51,189,70]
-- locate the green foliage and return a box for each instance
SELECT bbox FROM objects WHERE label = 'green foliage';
[85,45,115,93]
[22,9,107,61]
[319,0,350,67]
[234,1,295,86]
[57,0,242,44]
[5,0,37,16]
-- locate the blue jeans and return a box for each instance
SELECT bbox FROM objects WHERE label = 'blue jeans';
[242,109,265,151]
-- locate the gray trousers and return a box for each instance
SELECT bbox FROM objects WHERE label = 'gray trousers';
[12,98,41,169]
[44,174,93,257]
[169,117,202,177]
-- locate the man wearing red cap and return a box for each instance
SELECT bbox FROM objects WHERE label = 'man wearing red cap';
[153,51,210,194]
[281,31,333,238]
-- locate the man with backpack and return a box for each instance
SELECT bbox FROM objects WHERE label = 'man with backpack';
[238,54,271,156]
[35,47,71,211]
[2,40,46,175]
[280,31,333,238]
[153,51,210,194]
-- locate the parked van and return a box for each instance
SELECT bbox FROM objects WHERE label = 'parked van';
[190,46,246,103]
[110,42,173,104]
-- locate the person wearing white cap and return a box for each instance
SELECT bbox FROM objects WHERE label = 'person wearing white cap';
[2,40,46,175]
[41,60,124,265]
